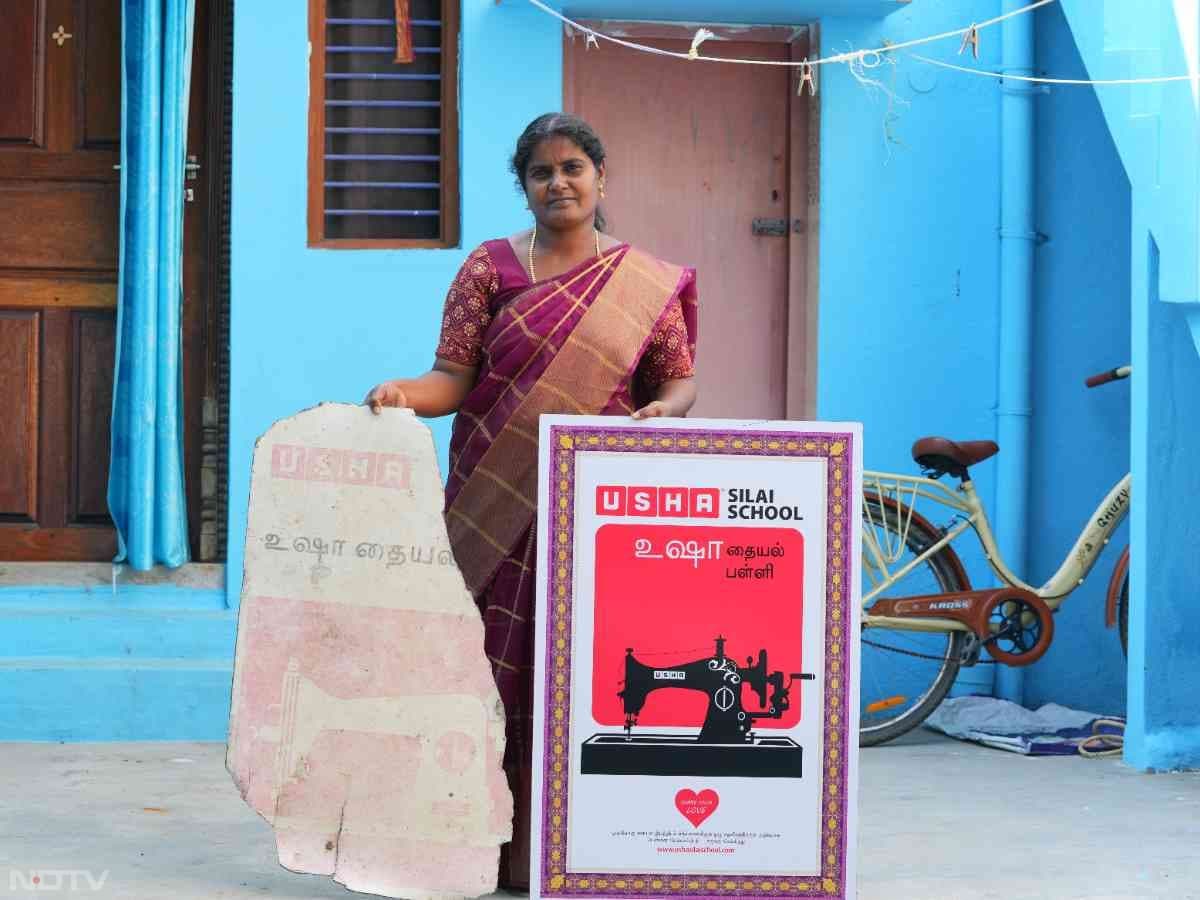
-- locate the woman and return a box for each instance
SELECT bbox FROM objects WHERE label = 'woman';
[365,113,698,888]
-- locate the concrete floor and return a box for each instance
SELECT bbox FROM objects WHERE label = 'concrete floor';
[1,731,1197,900]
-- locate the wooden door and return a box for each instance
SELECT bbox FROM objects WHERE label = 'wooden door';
[0,1,222,562]
[565,25,816,420]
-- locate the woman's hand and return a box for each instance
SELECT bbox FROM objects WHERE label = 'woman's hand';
[631,400,669,420]
[365,381,409,415]
[631,377,697,420]
[364,360,478,418]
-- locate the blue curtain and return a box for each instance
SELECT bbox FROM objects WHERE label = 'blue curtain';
[108,0,196,570]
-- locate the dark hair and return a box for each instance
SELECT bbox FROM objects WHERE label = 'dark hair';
[510,113,608,231]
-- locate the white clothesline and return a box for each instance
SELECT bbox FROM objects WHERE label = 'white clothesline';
[525,0,1055,67]
[525,0,1200,88]
[910,52,1200,85]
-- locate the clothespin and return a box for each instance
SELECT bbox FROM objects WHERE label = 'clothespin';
[958,23,980,59]
[585,32,599,50]
[688,27,715,60]
[797,58,817,96]
[393,0,414,63]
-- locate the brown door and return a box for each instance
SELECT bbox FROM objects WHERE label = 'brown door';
[565,25,816,420]
[0,0,221,562]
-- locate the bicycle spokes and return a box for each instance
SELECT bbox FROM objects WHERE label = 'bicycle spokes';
[860,493,971,746]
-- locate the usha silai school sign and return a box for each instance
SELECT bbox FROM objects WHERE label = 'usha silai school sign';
[596,485,806,521]
[532,417,863,900]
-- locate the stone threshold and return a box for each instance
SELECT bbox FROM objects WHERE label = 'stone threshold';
[0,562,226,590]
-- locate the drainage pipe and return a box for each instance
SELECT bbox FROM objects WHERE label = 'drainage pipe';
[993,1,1038,704]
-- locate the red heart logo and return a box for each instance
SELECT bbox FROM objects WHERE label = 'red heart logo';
[674,789,719,828]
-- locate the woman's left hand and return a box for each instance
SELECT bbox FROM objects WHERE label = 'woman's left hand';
[631,400,670,420]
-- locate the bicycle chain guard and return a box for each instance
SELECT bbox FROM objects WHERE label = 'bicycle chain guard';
[868,587,1054,667]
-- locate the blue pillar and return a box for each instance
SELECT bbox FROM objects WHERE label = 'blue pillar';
[1125,224,1200,770]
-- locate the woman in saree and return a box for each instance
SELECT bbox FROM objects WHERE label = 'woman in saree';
[365,113,698,888]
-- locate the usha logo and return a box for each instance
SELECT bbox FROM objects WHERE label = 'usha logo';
[596,486,720,518]
[9,870,110,891]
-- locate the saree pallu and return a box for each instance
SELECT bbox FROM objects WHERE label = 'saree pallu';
[444,243,697,886]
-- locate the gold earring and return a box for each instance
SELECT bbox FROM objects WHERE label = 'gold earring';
[599,180,606,198]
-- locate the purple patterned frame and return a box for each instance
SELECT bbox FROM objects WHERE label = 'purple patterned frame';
[539,424,856,900]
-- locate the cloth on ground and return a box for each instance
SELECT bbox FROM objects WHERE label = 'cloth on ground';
[924,696,1124,756]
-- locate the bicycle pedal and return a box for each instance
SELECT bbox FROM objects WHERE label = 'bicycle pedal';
[958,634,983,666]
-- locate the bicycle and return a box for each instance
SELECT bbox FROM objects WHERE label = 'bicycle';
[858,366,1131,747]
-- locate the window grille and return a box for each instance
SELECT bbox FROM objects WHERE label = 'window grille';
[308,0,459,247]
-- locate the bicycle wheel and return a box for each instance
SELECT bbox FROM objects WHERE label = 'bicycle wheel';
[860,496,969,747]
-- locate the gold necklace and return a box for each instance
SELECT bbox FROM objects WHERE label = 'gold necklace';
[527,222,602,283]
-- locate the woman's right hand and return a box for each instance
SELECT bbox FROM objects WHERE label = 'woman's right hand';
[363,362,478,419]
[364,380,409,415]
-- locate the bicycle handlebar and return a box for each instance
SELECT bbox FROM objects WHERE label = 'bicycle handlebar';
[1085,366,1132,388]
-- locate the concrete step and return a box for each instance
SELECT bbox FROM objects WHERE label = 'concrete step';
[0,658,233,741]
[0,584,236,741]
[3,606,235,659]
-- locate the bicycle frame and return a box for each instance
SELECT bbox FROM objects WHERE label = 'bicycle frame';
[862,470,1131,633]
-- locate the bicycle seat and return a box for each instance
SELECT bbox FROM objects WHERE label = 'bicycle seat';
[912,436,999,479]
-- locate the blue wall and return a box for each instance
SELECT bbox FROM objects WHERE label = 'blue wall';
[1022,4,1131,714]
[1058,0,1198,309]
[1052,0,1200,768]
[816,3,1003,465]
[1056,0,1200,769]
[816,2,1003,625]
[1128,232,1200,769]
[12,0,1185,743]
[221,0,1015,719]
[222,0,1196,761]
[0,1,566,743]
[227,1,564,611]
[229,0,1012,608]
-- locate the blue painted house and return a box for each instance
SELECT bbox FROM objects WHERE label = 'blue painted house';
[3,0,1197,771]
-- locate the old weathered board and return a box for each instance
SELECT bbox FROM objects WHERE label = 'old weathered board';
[227,403,511,899]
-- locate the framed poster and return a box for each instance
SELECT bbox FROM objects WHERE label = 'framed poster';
[531,417,862,900]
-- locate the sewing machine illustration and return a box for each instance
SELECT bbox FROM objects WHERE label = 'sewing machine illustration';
[581,637,815,778]
[257,659,506,847]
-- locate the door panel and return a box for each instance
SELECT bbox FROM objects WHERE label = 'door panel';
[0,312,40,521]
[0,0,230,561]
[72,311,116,523]
[566,29,812,420]
[0,2,122,560]
[0,4,41,145]
[81,0,122,148]
[0,278,115,309]
[37,307,76,536]
[0,1,225,562]
[0,184,119,270]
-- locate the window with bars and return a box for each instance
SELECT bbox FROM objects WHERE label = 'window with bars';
[308,0,459,247]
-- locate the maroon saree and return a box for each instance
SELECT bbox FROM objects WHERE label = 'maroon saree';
[441,240,697,887]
